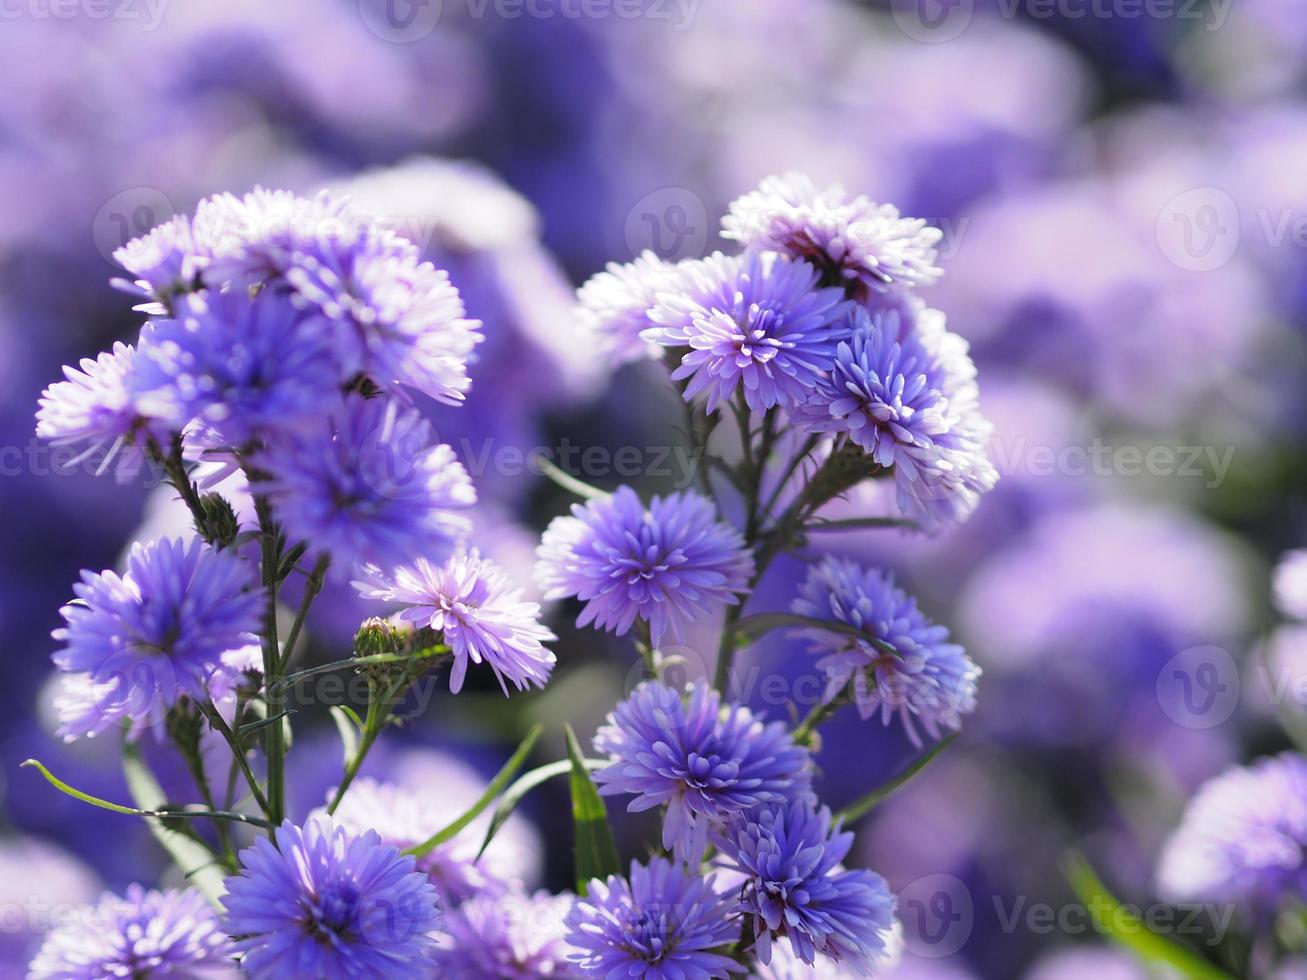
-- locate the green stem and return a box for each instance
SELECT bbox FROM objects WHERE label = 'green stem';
[277,555,329,675]
[253,494,285,830]
[197,702,271,819]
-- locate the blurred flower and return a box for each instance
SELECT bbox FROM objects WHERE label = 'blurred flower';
[718,799,895,971]
[51,537,262,739]
[432,890,577,979]
[536,486,753,645]
[354,550,555,694]
[28,885,235,980]
[223,817,440,979]
[795,305,996,528]
[264,394,475,574]
[722,172,942,300]
[134,289,339,449]
[593,680,811,865]
[305,745,542,904]
[1274,549,1307,621]
[576,249,677,367]
[113,214,211,314]
[0,837,99,974]
[565,858,742,978]
[35,341,163,482]
[792,556,979,748]
[644,250,850,412]
[1157,753,1307,909]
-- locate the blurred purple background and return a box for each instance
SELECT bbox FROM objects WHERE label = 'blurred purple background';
[1,1,1303,976]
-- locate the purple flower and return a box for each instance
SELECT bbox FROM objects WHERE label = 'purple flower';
[432,890,578,979]
[35,340,165,481]
[112,214,210,314]
[643,250,850,412]
[565,858,743,978]
[222,817,441,979]
[198,187,482,405]
[51,537,263,740]
[722,173,942,301]
[28,885,236,979]
[718,800,895,972]
[1157,753,1307,908]
[354,550,556,694]
[792,556,979,748]
[263,394,475,574]
[594,680,811,865]
[794,305,996,529]
[1274,549,1307,621]
[576,249,677,367]
[134,289,339,449]
[535,486,754,645]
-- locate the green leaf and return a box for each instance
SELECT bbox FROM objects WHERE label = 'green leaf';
[330,706,360,768]
[803,517,920,533]
[836,736,956,824]
[121,747,229,909]
[475,757,606,861]
[565,724,620,895]
[403,724,543,858]
[23,758,147,816]
[236,709,295,743]
[1063,852,1235,980]
[536,456,612,500]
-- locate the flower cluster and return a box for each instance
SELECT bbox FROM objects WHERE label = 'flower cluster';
[577,173,995,530]
[28,176,990,979]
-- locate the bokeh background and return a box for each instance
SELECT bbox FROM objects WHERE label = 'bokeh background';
[1,0,1304,976]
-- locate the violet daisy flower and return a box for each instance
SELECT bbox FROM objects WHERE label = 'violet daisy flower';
[594,680,811,865]
[263,394,475,574]
[794,306,996,530]
[535,486,754,645]
[35,340,166,482]
[576,249,677,367]
[565,858,743,978]
[432,890,578,979]
[354,550,555,694]
[1157,753,1307,909]
[722,172,942,301]
[718,800,896,971]
[791,556,979,748]
[643,250,851,412]
[133,289,339,449]
[51,537,263,740]
[28,885,236,979]
[222,817,441,980]
[112,214,210,314]
[198,187,482,405]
